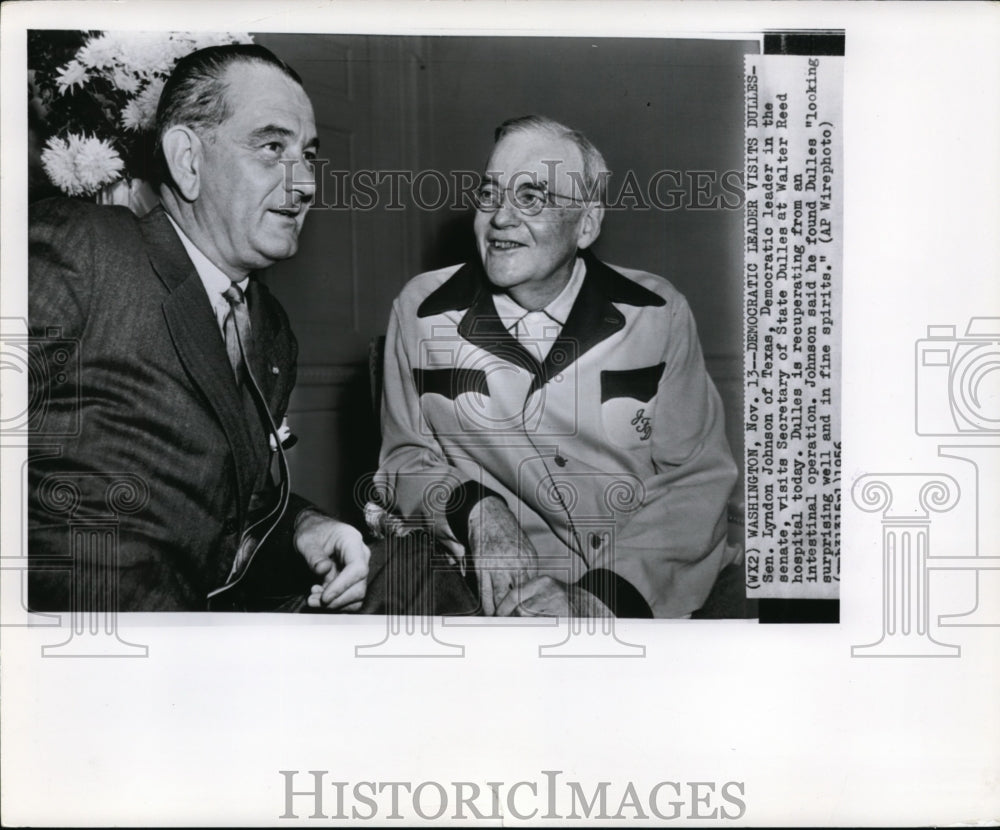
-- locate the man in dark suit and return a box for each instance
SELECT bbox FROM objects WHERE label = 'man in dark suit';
[28,44,369,612]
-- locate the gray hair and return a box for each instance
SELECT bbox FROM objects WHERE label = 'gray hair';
[493,115,610,204]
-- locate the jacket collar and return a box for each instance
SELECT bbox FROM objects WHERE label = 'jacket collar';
[140,205,197,292]
[140,206,280,401]
[140,205,268,519]
[418,249,665,391]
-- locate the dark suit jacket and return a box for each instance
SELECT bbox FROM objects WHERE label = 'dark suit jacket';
[28,198,313,611]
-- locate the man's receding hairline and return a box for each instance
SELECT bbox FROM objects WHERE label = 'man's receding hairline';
[195,60,309,137]
[491,115,609,203]
[216,58,304,102]
[491,129,589,173]
[222,56,305,86]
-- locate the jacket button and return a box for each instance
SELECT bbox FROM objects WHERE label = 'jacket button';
[271,366,280,375]
[223,518,238,535]
[554,455,567,467]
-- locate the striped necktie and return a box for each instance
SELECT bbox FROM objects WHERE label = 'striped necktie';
[222,284,253,383]
[218,283,291,584]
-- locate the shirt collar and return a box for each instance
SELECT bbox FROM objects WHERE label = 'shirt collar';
[165,213,249,300]
[492,256,587,331]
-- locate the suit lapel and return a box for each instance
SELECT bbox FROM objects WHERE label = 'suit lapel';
[245,280,283,416]
[141,207,261,520]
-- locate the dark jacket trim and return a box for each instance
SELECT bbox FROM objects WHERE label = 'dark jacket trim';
[416,248,666,318]
[576,567,654,618]
[416,250,669,399]
[445,480,506,549]
[581,249,667,309]
[413,367,490,400]
[417,260,481,318]
[600,362,667,403]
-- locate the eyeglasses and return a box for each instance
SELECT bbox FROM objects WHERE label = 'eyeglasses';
[473,181,586,217]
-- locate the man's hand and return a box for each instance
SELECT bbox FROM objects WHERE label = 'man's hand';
[467,496,538,615]
[495,575,613,618]
[293,509,370,611]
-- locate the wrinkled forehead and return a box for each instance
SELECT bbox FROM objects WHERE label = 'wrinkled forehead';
[483,129,585,190]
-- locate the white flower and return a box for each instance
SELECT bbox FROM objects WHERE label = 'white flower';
[120,78,165,131]
[76,33,117,70]
[55,60,89,94]
[189,31,253,50]
[41,137,81,195]
[41,134,124,196]
[164,34,199,63]
[110,65,142,95]
[63,32,256,100]
[119,99,143,132]
[72,134,125,192]
[113,33,178,79]
[45,32,257,188]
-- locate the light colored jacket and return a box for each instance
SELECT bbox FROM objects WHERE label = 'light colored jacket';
[376,251,739,617]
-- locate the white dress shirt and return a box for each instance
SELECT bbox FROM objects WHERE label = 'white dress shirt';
[491,257,586,360]
[166,213,249,338]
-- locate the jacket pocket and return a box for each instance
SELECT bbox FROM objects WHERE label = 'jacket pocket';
[600,363,665,450]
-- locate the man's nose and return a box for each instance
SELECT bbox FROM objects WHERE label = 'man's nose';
[490,194,520,227]
[285,156,317,204]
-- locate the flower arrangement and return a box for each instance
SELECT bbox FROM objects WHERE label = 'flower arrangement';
[30,31,253,199]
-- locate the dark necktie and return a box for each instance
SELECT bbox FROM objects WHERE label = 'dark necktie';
[223,284,253,383]
[218,283,291,582]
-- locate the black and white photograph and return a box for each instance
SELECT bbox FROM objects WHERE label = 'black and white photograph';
[23,30,757,621]
[2,1,997,826]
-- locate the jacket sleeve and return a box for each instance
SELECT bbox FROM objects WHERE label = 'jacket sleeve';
[589,295,738,618]
[374,301,489,555]
[27,200,203,610]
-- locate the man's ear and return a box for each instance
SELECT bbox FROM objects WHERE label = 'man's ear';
[576,202,605,251]
[160,126,203,201]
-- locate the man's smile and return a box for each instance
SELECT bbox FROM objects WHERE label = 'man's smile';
[488,239,526,251]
